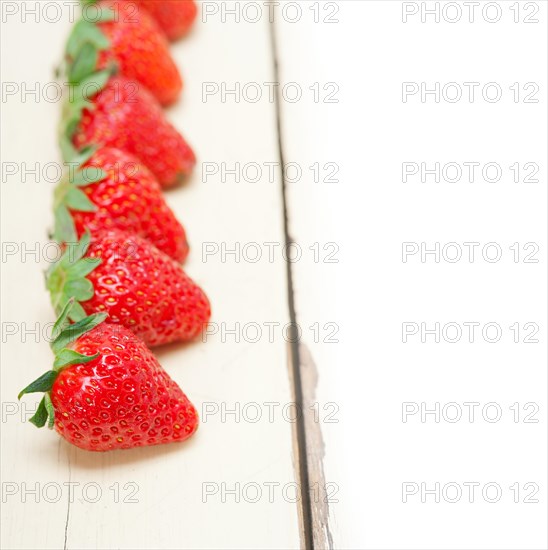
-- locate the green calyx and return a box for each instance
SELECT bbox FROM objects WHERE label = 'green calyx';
[60,4,117,163]
[18,299,107,429]
[47,231,102,323]
[53,146,107,244]
[23,0,110,432]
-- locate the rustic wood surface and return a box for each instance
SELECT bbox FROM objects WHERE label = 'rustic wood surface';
[2,2,547,549]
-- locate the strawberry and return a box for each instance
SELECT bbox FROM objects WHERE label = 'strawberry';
[18,300,199,451]
[130,0,198,41]
[47,230,211,347]
[61,75,195,187]
[67,0,182,106]
[53,146,189,262]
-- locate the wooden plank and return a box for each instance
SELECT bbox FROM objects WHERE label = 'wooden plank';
[1,3,301,549]
[274,1,548,548]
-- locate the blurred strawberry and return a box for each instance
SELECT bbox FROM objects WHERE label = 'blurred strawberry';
[61,75,195,187]
[131,0,198,41]
[67,0,182,105]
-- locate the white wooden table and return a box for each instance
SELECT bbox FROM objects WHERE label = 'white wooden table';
[1,1,547,549]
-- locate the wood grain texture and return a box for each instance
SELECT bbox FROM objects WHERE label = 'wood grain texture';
[1,4,301,549]
[272,7,346,548]
[274,2,548,549]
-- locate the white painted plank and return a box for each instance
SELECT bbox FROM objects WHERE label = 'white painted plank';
[1,3,301,549]
[1,9,72,549]
[275,1,547,549]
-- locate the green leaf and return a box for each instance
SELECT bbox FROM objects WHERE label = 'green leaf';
[66,20,89,59]
[67,300,88,323]
[44,394,55,429]
[95,6,116,23]
[66,257,102,279]
[70,167,106,187]
[58,62,113,159]
[53,204,77,244]
[66,20,85,58]
[60,231,91,269]
[73,230,92,260]
[59,107,86,162]
[65,187,97,212]
[64,278,94,301]
[72,68,112,102]
[29,397,48,428]
[59,134,78,164]
[69,87,91,107]
[58,90,96,155]
[18,371,58,399]
[72,146,97,168]
[52,312,107,353]
[68,41,98,85]
[53,349,99,370]
[66,20,109,60]
[52,298,76,341]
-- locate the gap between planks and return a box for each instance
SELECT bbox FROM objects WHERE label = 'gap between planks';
[269,16,334,550]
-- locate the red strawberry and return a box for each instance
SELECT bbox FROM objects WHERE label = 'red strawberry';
[66,0,182,106]
[131,0,198,41]
[53,146,189,262]
[18,300,199,452]
[62,75,195,187]
[47,230,211,347]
